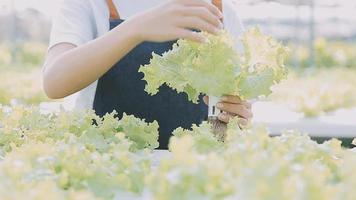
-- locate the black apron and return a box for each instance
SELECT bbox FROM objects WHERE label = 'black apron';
[93,19,208,149]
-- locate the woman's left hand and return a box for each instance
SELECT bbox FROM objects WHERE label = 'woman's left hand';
[204,95,253,126]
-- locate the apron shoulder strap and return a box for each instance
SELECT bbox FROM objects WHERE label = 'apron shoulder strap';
[106,0,120,20]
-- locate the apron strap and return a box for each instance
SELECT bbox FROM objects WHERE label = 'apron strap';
[106,0,120,20]
[212,0,223,12]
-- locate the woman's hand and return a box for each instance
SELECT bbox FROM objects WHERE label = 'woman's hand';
[123,0,223,43]
[204,95,253,126]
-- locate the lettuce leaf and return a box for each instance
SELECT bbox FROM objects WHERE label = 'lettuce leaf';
[140,27,288,102]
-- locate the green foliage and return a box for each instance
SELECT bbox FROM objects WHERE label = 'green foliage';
[270,68,356,116]
[288,38,356,68]
[0,68,47,105]
[0,31,355,200]
[0,106,355,199]
[17,42,47,67]
[149,121,356,200]
[0,106,159,199]
[0,42,47,105]
[118,113,159,150]
[140,28,288,102]
[0,42,47,68]
[172,122,222,153]
[0,44,12,66]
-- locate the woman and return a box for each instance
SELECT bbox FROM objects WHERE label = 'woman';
[43,0,253,149]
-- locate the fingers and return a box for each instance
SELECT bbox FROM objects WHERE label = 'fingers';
[218,112,230,123]
[184,7,223,28]
[204,95,252,108]
[238,118,249,126]
[176,29,207,43]
[203,96,209,105]
[221,95,242,103]
[203,96,252,118]
[221,95,252,109]
[180,0,223,19]
[205,94,252,127]
[218,113,249,126]
[180,16,220,35]
[216,102,253,119]
[174,0,222,35]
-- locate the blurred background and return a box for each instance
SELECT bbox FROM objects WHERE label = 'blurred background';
[0,0,355,140]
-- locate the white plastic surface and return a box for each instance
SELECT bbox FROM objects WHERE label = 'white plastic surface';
[208,96,221,117]
[252,101,356,138]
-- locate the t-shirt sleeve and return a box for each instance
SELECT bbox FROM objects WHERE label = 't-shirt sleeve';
[49,0,96,49]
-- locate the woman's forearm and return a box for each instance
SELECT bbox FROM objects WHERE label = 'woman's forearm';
[43,21,141,99]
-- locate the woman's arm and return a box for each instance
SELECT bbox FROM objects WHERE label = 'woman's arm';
[43,0,223,99]
[43,22,140,99]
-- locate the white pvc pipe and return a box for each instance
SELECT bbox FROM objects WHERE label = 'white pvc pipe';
[208,96,221,117]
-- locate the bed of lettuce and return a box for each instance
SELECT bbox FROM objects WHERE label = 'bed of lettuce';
[0,29,355,200]
[0,105,355,200]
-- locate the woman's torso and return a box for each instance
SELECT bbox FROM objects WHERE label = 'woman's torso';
[50,0,244,148]
[53,0,244,110]
[93,18,208,148]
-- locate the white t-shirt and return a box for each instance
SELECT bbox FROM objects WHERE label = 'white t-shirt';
[49,0,244,110]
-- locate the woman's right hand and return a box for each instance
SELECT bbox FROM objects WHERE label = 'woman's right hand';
[122,0,224,43]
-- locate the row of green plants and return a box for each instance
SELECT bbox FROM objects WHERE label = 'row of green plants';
[0,69,48,105]
[270,68,356,117]
[287,38,356,69]
[271,38,356,116]
[0,42,48,105]
[0,106,355,200]
[0,42,47,69]
[1,37,356,70]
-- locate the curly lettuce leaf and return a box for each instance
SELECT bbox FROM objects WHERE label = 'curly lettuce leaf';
[0,106,155,199]
[171,122,222,153]
[118,113,159,151]
[140,31,240,103]
[140,28,288,102]
[238,68,276,99]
